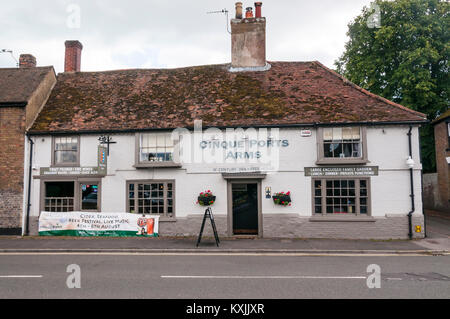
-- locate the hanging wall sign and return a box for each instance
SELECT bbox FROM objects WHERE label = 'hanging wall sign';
[98,145,107,175]
[40,166,105,176]
[304,166,379,177]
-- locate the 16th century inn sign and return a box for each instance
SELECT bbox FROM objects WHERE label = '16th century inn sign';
[304,166,379,177]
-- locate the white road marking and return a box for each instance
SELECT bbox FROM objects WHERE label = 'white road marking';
[161,275,367,279]
[0,275,43,278]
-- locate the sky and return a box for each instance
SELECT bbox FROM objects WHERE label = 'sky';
[0,0,375,73]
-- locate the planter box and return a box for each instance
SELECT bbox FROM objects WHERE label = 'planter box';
[198,196,216,206]
[272,194,291,205]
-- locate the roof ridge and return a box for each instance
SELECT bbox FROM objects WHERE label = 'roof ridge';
[312,61,427,120]
[57,63,230,75]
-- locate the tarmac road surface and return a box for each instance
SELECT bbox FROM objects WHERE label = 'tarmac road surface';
[0,253,449,299]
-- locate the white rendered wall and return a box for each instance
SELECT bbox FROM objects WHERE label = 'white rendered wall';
[29,126,423,219]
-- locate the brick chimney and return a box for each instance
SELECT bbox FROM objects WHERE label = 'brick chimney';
[64,40,83,72]
[19,54,36,68]
[230,2,267,70]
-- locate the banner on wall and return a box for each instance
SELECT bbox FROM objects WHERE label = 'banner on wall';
[38,212,159,237]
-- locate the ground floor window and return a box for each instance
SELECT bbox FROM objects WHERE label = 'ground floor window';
[44,182,75,212]
[127,180,174,219]
[42,180,100,212]
[313,178,370,215]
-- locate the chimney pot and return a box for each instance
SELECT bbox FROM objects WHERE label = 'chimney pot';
[255,2,262,18]
[235,2,243,19]
[64,40,83,72]
[19,54,36,68]
[245,7,254,18]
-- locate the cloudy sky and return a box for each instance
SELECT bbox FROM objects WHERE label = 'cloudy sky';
[0,0,374,73]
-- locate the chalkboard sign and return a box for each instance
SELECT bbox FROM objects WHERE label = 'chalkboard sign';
[196,207,220,247]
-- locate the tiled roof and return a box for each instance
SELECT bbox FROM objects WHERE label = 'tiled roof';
[29,61,426,133]
[432,109,450,125]
[0,67,54,105]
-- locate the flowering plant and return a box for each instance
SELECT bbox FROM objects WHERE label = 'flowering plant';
[272,191,292,206]
[197,190,216,206]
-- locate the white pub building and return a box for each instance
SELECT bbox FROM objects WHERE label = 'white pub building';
[24,3,427,239]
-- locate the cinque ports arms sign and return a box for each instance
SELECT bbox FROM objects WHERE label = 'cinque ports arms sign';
[200,138,289,160]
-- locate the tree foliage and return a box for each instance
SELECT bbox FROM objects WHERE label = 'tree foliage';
[335,0,449,173]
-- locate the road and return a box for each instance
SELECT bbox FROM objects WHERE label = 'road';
[0,253,449,299]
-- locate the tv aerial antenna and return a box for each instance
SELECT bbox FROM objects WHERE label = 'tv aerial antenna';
[207,9,231,34]
[0,49,19,67]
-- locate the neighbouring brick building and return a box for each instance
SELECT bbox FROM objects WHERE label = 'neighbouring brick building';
[0,56,56,234]
[24,3,429,239]
[431,110,450,213]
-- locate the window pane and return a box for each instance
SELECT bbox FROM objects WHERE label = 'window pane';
[332,128,342,141]
[323,128,333,141]
[156,134,166,147]
[140,133,174,162]
[54,137,78,164]
[352,127,360,140]
[130,182,174,217]
[44,182,75,213]
[342,127,353,140]
[45,182,74,197]
[81,184,98,210]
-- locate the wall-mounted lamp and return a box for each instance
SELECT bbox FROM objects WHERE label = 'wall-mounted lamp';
[406,156,415,168]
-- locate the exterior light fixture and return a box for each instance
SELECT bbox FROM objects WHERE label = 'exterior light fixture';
[406,156,415,168]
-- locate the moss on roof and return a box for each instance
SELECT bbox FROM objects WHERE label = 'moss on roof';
[29,62,426,133]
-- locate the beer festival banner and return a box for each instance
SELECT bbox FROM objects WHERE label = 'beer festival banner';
[38,212,159,237]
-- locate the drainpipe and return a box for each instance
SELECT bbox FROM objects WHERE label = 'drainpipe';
[25,135,34,236]
[407,126,415,240]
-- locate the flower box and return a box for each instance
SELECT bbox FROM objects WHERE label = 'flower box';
[197,190,216,206]
[198,196,216,206]
[272,192,291,206]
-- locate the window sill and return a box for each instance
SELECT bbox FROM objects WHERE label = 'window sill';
[309,215,375,222]
[315,159,369,165]
[134,162,182,169]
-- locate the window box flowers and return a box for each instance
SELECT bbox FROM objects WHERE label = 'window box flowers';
[197,190,216,206]
[272,191,291,206]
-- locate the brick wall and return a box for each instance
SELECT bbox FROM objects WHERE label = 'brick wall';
[434,121,450,212]
[0,107,26,230]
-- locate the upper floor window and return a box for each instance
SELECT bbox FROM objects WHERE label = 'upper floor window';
[317,127,368,164]
[52,136,79,166]
[135,133,180,168]
[323,127,361,158]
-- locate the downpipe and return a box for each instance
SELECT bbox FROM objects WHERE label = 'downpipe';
[25,135,34,236]
[407,126,415,240]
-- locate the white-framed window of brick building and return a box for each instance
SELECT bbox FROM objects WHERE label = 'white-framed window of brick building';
[313,178,371,216]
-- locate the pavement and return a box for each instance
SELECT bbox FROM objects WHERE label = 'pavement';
[0,210,448,255]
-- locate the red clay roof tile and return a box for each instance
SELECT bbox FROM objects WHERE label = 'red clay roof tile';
[29,61,426,133]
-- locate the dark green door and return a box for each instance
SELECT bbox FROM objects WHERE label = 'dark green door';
[232,183,258,235]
